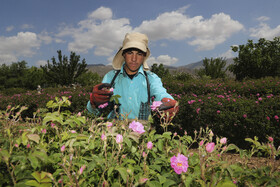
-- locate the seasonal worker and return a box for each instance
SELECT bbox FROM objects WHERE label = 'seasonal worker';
[87,32,178,120]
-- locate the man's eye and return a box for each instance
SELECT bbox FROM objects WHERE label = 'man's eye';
[137,53,144,56]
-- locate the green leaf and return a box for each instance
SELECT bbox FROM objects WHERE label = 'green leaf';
[108,167,114,177]
[31,171,41,182]
[28,155,39,169]
[163,179,177,187]
[124,138,132,148]
[25,180,40,186]
[162,132,172,140]
[157,139,163,152]
[216,180,236,187]
[115,167,128,182]
[147,180,161,187]
[27,134,40,144]
[157,174,166,184]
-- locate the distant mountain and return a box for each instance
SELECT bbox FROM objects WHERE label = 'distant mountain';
[86,58,235,76]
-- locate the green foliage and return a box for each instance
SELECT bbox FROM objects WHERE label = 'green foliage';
[0,61,47,91]
[0,102,279,186]
[41,50,88,87]
[196,57,227,79]
[75,71,102,86]
[151,63,170,79]
[229,37,280,81]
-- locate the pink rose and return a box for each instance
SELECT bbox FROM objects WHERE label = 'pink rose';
[170,153,189,174]
[268,137,273,142]
[206,142,215,153]
[129,121,145,134]
[220,137,227,144]
[151,101,162,111]
[79,165,86,175]
[147,141,153,150]
[116,134,123,144]
[61,145,65,152]
[101,134,106,141]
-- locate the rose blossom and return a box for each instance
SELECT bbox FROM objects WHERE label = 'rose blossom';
[61,145,65,152]
[151,101,162,111]
[206,142,215,153]
[170,153,189,174]
[79,165,86,175]
[147,141,153,150]
[268,137,273,142]
[220,137,227,144]
[116,134,123,144]
[101,134,106,141]
[129,121,145,134]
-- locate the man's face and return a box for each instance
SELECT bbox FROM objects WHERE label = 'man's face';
[123,49,146,75]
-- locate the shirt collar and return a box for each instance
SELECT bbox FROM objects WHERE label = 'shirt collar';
[120,64,145,77]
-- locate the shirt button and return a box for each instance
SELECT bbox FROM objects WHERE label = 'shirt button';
[129,97,132,100]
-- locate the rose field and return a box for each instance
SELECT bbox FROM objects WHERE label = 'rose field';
[0,77,280,186]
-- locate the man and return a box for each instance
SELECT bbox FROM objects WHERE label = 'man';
[87,32,178,120]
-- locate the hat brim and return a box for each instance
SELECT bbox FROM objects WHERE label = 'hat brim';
[112,46,150,71]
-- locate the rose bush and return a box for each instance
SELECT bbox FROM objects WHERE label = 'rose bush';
[0,97,279,186]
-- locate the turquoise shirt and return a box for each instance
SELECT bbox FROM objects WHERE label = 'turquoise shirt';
[87,64,173,120]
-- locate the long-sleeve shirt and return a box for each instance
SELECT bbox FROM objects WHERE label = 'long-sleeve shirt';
[87,64,173,120]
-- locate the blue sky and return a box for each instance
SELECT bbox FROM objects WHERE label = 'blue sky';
[1,0,280,67]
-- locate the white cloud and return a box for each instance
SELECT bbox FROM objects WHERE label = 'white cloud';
[249,22,280,40]
[0,54,18,65]
[147,55,178,66]
[218,49,235,59]
[38,31,52,44]
[36,60,48,67]
[21,24,34,30]
[57,7,133,56]
[6,26,14,32]
[0,32,41,64]
[256,16,270,22]
[55,6,243,64]
[135,11,244,51]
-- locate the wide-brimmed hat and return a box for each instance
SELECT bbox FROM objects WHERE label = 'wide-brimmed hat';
[112,32,150,70]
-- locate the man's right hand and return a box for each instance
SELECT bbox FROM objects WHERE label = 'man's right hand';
[90,83,113,107]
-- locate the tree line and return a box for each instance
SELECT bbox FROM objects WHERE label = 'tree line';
[0,37,279,91]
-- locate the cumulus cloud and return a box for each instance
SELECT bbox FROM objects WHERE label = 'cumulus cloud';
[57,6,133,56]
[249,22,280,40]
[135,11,244,51]
[147,55,178,66]
[0,54,18,65]
[54,6,243,65]
[0,32,41,64]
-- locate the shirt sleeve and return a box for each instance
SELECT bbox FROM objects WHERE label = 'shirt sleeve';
[148,71,174,101]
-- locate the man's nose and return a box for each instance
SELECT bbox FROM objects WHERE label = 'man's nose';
[131,54,137,61]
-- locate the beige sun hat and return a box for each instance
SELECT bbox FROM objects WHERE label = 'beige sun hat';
[112,32,150,70]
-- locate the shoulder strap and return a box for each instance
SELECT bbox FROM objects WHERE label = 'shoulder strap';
[110,70,121,86]
[144,71,151,106]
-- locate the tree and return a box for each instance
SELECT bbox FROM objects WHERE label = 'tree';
[196,57,227,79]
[228,37,280,80]
[41,50,88,86]
[0,61,28,89]
[151,63,170,79]
[23,67,46,90]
